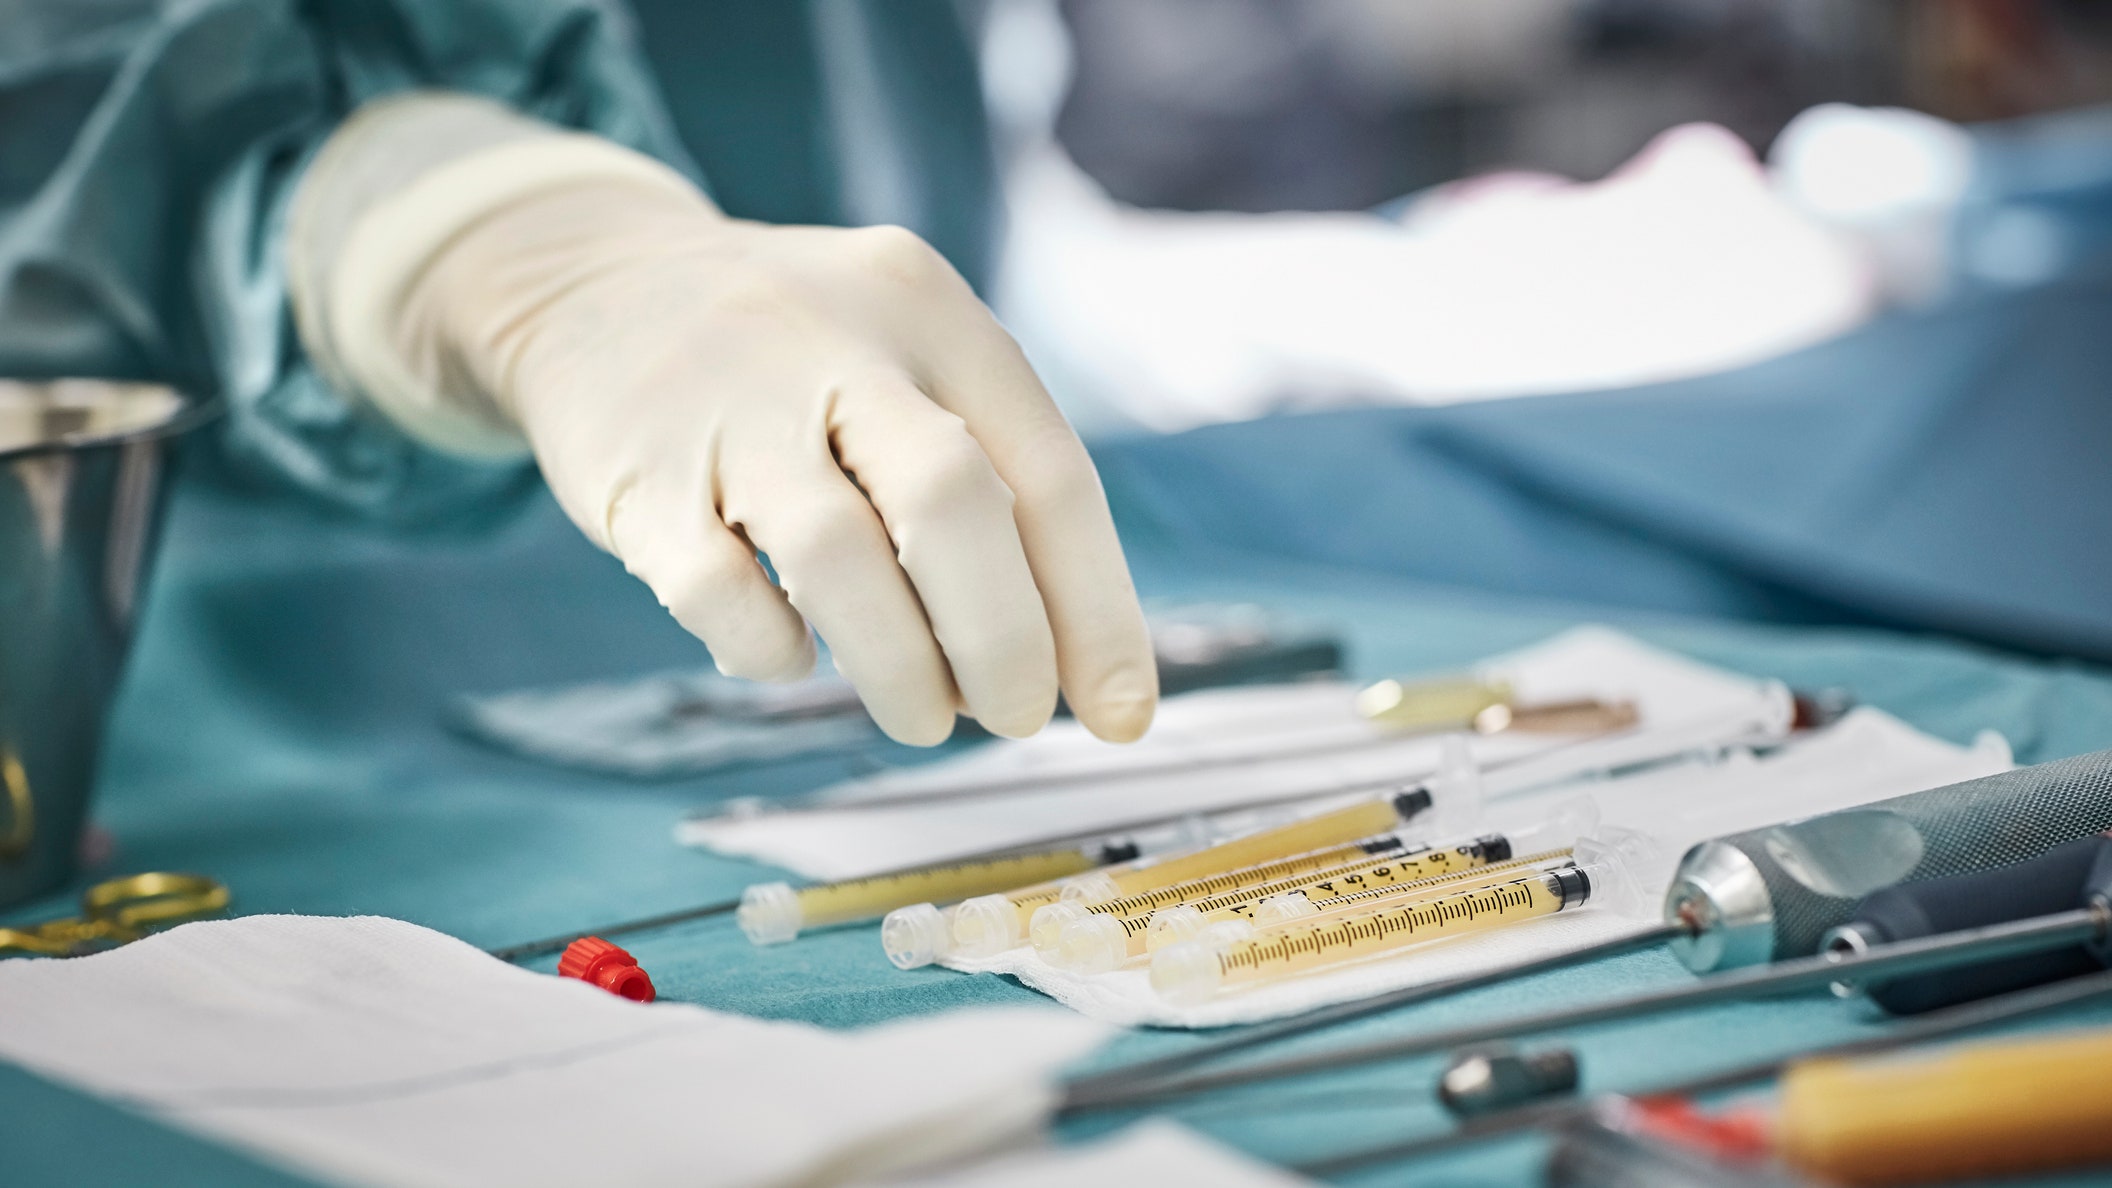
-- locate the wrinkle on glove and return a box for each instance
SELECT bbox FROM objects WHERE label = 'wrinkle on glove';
[0,916,1106,1188]
[0,0,690,520]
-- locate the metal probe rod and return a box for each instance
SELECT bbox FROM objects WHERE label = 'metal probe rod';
[700,724,1519,819]
[1293,966,2112,1177]
[1059,925,1681,1111]
[1063,904,2108,1111]
[487,898,742,963]
[691,717,1656,821]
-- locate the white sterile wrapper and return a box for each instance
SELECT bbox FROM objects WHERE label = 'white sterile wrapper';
[947,709,2009,1027]
[452,669,873,777]
[0,916,1106,1188]
[680,627,1792,879]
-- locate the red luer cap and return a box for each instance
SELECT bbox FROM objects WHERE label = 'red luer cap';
[1627,1096,1773,1161]
[558,936,657,1003]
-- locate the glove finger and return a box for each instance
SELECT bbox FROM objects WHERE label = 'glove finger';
[608,483,815,683]
[831,376,1058,739]
[728,462,960,746]
[918,321,1157,742]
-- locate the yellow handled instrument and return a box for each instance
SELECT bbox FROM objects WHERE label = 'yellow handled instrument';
[1778,1027,2112,1186]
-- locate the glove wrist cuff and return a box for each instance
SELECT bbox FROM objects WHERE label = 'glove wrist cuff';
[290,93,701,459]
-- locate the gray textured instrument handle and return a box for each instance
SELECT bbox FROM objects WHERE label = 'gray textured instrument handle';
[1671,748,2112,968]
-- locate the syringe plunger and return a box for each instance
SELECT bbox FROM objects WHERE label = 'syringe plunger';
[881,902,953,970]
[1252,893,1320,925]
[952,894,1029,958]
[1145,905,1208,950]
[737,882,802,946]
[1057,915,1132,975]
[1030,900,1093,952]
[1059,871,1124,905]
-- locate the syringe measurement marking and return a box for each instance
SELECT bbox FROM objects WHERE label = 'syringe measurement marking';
[1216,879,1552,976]
[1094,796,1418,902]
[1121,846,1511,940]
[1300,848,1571,914]
[1102,839,1418,915]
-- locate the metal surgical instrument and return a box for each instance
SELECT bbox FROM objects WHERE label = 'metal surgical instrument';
[0,872,230,957]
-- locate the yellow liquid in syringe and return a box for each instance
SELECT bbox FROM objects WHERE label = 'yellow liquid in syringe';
[950,790,1428,957]
[1105,837,1503,926]
[740,845,1108,944]
[1290,849,1574,918]
[1151,866,1593,1004]
[1027,834,1478,956]
[1064,792,1423,903]
[1046,841,1539,972]
[1137,847,1575,954]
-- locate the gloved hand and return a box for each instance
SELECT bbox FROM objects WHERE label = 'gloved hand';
[289,94,1155,745]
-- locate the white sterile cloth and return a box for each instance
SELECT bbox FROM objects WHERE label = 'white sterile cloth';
[680,627,1791,878]
[0,916,1106,1188]
[874,1120,1313,1186]
[950,709,2011,1028]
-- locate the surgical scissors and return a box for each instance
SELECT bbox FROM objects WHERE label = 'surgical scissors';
[0,872,230,957]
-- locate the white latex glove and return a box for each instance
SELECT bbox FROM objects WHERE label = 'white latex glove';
[289,94,1155,745]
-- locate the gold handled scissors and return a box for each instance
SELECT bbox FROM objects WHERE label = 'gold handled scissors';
[0,872,230,957]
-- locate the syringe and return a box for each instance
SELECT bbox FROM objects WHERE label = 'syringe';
[929,786,1439,961]
[737,836,1145,945]
[757,783,1418,948]
[890,834,1421,972]
[1030,835,1510,959]
[1125,805,1592,953]
[1056,849,1579,975]
[502,693,1774,963]
[880,840,1224,970]
[1031,801,1596,969]
[1152,863,1610,1005]
[1148,848,1579,951]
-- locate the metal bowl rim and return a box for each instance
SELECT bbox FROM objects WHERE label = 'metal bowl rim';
[0,382,222,461]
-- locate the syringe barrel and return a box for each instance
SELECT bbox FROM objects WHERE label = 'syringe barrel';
[786,847,1110,952]
[1665,748,2112,972]
[1099,788,1432,897]
[1049,792,1435,925]
[1265,849,1574,931]
[1064,848,1542,973]
[1167,838,1534,927]
[1152,865,1587,1003]
[1165,836,1509,922]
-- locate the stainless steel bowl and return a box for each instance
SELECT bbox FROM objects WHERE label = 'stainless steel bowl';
[0,379,216,907]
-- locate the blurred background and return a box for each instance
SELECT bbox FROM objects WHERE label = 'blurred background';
[954,0,2112,437]
[910,0,2112,660]
[1045,0,2112,214]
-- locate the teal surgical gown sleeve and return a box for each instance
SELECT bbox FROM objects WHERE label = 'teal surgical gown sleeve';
[0,0,698,521]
